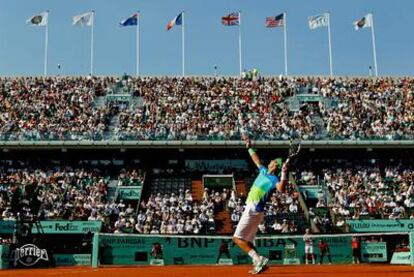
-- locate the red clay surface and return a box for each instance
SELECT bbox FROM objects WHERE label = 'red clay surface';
[0,265,413,277]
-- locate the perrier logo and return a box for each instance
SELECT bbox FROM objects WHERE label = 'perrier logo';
[13,244,49,267]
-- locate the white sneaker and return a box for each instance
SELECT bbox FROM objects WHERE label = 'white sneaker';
[249,256,269,274]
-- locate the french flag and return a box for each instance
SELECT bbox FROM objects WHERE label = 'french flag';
[167,12,182,30]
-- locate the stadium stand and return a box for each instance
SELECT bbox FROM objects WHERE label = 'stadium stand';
[295,159,414,232]
[0,75,414,238]
[2,76,412,141]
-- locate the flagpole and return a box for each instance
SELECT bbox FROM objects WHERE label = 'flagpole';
[238,11,242,76]
[327,12,333,77]
[370,13,378,76]
[182,11,185,76]
[136,11,140,76]
[90,10,95,76]
[283,11,288,76]
[44,10,49,76]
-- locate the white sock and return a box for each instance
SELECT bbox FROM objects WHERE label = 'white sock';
[248,249,260,264]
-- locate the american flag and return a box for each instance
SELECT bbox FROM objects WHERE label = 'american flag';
[266,13,284,28]
[222,12,239,26]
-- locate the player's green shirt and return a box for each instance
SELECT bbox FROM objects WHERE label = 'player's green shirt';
[246,166,279,212]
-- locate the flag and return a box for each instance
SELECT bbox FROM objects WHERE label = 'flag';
[72,12,94,26]
[266,13,284,28]
[354,13,373,30]
[120,13,138,27]
[308,13,329,30]
[167,13,182,30]
[222,12,239,26]
[26,12,48,26]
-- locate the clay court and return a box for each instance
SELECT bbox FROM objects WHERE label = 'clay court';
[0,264,413,277]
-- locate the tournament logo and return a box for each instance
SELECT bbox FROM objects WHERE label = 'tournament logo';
[13,244,49,267]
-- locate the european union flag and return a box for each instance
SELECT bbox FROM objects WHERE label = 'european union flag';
[120,13,138,27]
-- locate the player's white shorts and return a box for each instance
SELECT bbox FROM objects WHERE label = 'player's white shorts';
[305,245,313,254]
[233,203,264,243]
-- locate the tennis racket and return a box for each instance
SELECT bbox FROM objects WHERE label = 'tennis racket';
[286,138,301,164]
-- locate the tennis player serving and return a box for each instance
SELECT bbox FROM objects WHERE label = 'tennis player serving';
[233,136,291,274]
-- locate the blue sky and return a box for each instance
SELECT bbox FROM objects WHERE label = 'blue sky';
[0,0,412,76]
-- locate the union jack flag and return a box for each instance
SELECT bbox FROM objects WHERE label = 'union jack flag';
[222,12,239,26]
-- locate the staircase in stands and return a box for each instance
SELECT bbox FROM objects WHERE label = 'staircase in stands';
[235,180,247,198]
[191,180,204,202]
[215,180,248,234]
[215,210,233,234]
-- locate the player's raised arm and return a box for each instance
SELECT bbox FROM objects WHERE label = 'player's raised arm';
[276,160,289,192]
[244,137,262,168]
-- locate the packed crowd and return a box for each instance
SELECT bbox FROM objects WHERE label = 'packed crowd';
[0,161,305,235]
[115,77,316,140]
[129,189,215,235]
[0,76,114,141]
[117,169,145,186]
[298,160,414,222]
[0,167,109,221]
[319,77,414,139]
[0,166,147,233]
[325,165,414,220]
[1,76,413,141]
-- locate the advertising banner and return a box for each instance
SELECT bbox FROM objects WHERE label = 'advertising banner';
[54,254,91,266]
[347,220,414,233]
[390,251,411,265]
[118,186,142,200]
[11,244,50,268]
[97,234,352,266]
[0,221,102,235]
[360,242,387,262]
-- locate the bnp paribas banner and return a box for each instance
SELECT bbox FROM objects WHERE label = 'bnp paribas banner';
[347,219,414,233]
[97,234,352,265]
[0,221,102,234]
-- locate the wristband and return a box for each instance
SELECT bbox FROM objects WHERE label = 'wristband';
[248,148,256,155]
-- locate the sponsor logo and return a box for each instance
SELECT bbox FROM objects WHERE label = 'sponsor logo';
[13,244,48,267]
[55,223,78,232]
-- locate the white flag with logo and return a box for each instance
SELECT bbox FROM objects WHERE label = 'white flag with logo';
[26,12,48,26]
[354,13,373,30]
[308,13,329,30]
[72,11,93,26]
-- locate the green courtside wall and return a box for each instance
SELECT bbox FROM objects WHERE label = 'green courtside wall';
[92,234,352,266]
[0,245,9,269]
[347,220,414,232]
[411,232,414,266]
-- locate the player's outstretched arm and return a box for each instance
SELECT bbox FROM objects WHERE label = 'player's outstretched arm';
[244,137,262,168]
[276,161,289,192]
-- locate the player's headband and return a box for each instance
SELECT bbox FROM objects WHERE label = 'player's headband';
[273,158,282,168]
